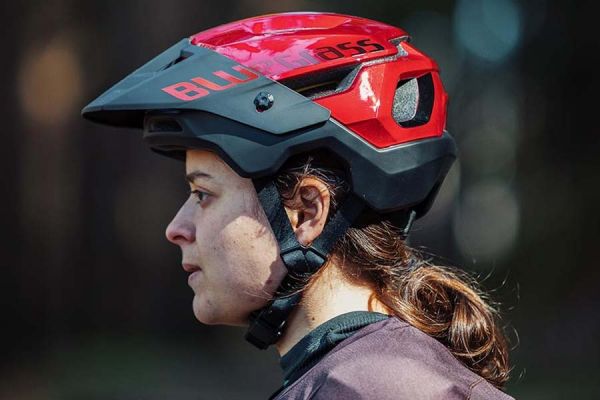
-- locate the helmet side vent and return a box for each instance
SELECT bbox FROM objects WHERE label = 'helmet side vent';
[393,73,434,127]
[279,64,359,99]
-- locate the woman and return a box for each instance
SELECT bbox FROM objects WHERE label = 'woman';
[82,12,515,399]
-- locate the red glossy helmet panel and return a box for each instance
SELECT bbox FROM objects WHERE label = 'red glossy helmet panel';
[190,12,404,80]
[190,12,447,148]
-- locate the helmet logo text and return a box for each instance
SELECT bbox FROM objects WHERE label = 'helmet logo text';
[162,65,259,101]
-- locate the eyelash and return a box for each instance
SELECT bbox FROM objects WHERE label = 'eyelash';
[190,189,210,204]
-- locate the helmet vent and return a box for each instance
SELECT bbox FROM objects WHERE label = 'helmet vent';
[393,78,418,123]
[389,37,410,57]
[279,64,359,99]
[161,53,191,71]
[393,73,434,127]
[147,118,182,133]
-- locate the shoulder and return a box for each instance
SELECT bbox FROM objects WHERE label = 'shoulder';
[275,317,515,400]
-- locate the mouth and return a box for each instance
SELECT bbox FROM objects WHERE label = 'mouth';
[182,263,202,273]
[183,263,203,286]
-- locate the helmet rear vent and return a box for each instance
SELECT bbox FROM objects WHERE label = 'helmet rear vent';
[393,73,434,127]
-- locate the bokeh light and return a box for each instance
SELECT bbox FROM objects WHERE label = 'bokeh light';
[453,180,520,262]
[18,35,83,127]
[454,0,522,63]
[461,77,520,179]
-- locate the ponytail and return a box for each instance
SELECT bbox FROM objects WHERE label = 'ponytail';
[387,263,511,388]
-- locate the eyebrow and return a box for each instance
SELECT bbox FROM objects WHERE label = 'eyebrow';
[186,170,214,184]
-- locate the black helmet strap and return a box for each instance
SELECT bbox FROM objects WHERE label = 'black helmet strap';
[245,178,365,349]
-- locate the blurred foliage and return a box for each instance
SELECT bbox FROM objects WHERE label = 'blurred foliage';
[1,0,598,398]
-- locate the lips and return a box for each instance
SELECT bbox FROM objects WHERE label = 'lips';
[182,263,202,273]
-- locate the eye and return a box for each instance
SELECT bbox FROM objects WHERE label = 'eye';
[190,189,210,205]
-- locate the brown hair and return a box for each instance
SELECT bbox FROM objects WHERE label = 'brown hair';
[275,152,513,389]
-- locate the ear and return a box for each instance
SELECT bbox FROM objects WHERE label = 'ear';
[284,177,331,246]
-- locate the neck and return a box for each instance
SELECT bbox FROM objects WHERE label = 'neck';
[275,262,390,356]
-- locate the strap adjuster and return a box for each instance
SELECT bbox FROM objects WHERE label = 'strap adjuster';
[245,293,301,349]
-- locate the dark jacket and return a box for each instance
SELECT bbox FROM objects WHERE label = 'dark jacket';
[273,316,515,400]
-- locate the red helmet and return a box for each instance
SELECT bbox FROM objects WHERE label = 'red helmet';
[82,12,456,349]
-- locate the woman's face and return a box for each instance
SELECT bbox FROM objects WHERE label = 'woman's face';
[165,149,287,326]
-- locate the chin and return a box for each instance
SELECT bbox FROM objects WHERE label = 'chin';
[192,296,218,325]
[192,296,247,326]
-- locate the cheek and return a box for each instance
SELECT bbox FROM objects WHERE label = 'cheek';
[219,214,283,292]
[193,217,284,326]
[190,191,287,320]
[192,204,227,255]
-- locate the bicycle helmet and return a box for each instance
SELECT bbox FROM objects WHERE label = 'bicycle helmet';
[82,12,457,349]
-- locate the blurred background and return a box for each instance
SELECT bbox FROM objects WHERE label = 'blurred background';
[1,0,598,398]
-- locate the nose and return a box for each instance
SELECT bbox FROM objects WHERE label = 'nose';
[166,199,196,246]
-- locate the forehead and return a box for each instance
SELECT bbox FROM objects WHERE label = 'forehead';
[185,149,239,182]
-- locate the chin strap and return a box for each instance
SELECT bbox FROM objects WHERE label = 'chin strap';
[245,179,365,349]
